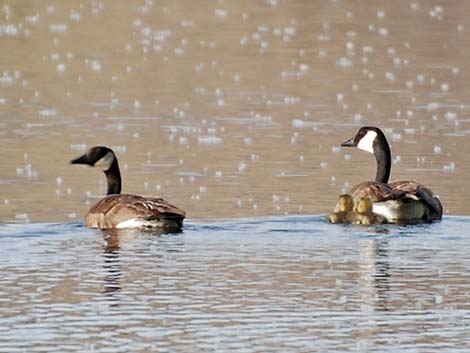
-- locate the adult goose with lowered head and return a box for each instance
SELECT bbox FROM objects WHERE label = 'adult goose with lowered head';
[71,146,185,230]
[341,126,442,223]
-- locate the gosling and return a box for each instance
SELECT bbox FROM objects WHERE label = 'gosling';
[353,197,387,225]
[328,194,355,224]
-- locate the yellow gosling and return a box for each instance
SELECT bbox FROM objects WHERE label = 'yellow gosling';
[328,194,355,224]
[353,197,387,225]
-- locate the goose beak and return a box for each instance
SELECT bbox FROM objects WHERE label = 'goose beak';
[70,153,92,165]
[341,137,356,147]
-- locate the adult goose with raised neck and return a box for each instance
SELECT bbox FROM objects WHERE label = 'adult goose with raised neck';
[71,146,186,229]
[341,126,443,223]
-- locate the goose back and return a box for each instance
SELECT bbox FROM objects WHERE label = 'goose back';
[85,194,186,229]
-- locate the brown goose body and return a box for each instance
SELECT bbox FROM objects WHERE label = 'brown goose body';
[349,181,392,202]
[342,127,443,223]
[71,146,186,230]
[85,194,186,229]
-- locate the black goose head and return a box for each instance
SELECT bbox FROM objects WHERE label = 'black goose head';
[341,126,392,183]
[341,126,386,152]
[71,146,121,194]
[70,146,116,171]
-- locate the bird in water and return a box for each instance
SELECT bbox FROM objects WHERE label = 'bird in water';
[341,126,442,224]
[328,194,355,224]
[352,197,387,225]
[71,146,185,230]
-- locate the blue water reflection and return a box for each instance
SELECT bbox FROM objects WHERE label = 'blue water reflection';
[0,217,469,352]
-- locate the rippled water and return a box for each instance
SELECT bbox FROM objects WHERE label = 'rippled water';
[1,218,470,352]
[2,1,470,351]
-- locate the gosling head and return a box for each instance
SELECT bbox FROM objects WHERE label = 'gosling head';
[338,194,354,213]
[70,146,116,172]
[356,197,373,214]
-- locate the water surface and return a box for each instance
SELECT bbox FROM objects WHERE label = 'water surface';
[1,217,469,352]
[2,1,470,351]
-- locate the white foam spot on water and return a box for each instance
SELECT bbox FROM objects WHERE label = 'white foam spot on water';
[70,10,81,21]
[443,162,456,173]
[70,144,87,151]
[378,28,389,36]
[89,60,102,72]
[215,9,228,18]
[346,41,355,52]
[0,24,19,36]
[353,113,363,122]
[299,64,309,72]
[198,136,222,144]
[15,213,30,222]
[336,57,353,68]
[38,109,57,117]
[49,24,67,33]
[445,112,457,121]
[417,74,425,84]
[25,15,39,24]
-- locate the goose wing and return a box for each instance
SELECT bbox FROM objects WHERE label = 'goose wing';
[85,194,186,229]
[388,180,443,219]
[350,181,393,202]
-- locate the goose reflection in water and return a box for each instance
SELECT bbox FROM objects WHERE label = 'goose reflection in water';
[101,230,122,305]
[100,227,184,306]
[358,237,391,313]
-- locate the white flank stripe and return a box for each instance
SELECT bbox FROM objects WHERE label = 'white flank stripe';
[116,218,147,229]
[115,218,170,229]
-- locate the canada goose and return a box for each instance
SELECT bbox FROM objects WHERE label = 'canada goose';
[328,194,355,223]
[353,197,387,225]
[71,146,186,229]
[341,126,443,223]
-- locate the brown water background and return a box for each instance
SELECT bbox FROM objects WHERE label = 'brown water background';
[1,1,470,222]
[2,3,470,352]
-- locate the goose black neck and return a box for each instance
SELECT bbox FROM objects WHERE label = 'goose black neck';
[104,159,121,194]
[373,135,391,183]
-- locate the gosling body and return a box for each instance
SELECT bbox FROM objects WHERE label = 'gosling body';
[328,194,357,224]
[352,197,387,225]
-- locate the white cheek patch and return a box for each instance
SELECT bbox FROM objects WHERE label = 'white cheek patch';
[94,151,115,171]
[357,130,377,154]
